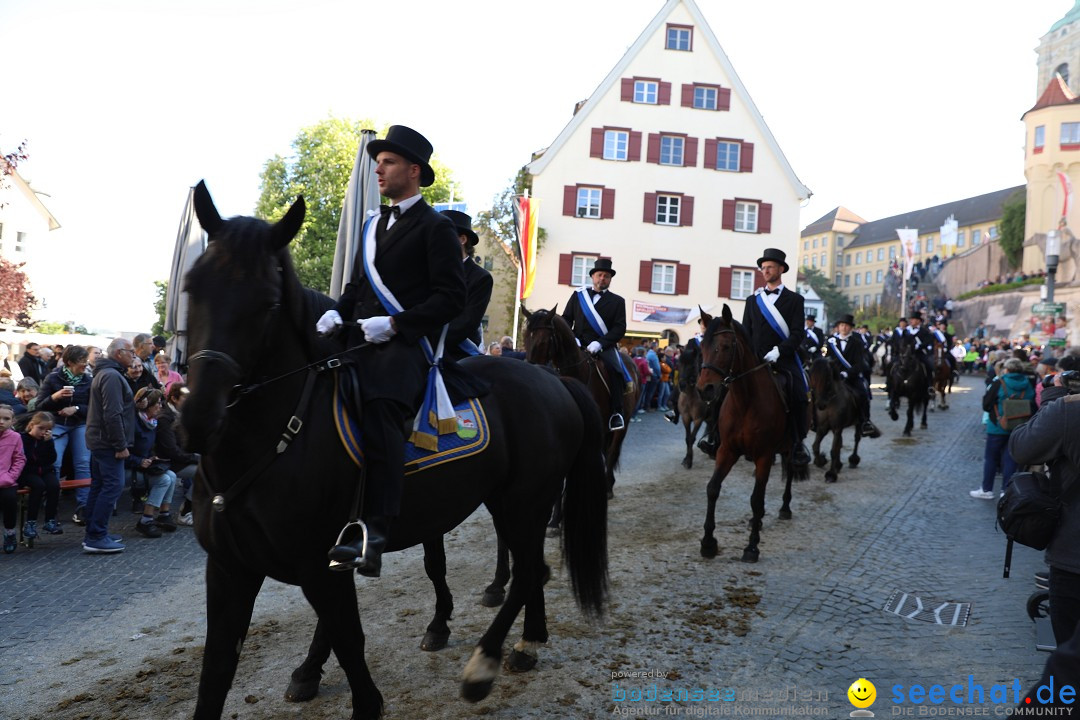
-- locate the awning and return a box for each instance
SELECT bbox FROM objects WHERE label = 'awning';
[624,331,665,339]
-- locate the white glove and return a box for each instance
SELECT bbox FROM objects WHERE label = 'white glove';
[840,370,848,379]
[361,316,396,343]
[764,346,780,363]
[587,341,603,355]
[316,309,342,336]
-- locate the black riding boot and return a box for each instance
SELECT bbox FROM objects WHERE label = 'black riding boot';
[328,515,391,577]
[608,383,625,431]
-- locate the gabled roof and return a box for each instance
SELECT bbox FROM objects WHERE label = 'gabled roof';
[527,0,809,200]
[845,186,1024,249]
[3,169,60,231]
[801,206,867,237]
[1023,74,1079,119]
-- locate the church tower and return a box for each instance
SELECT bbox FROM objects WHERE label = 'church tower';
[1037,1,1080,97]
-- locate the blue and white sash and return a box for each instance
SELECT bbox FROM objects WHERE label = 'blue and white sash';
[932,329,946,345]
[827,337,852,370]
[361,211,456,450]
[805,327,820,346]
[754,291,806,392]
[575,288,632,383]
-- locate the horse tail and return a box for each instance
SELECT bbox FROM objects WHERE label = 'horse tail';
[558,376,609,618]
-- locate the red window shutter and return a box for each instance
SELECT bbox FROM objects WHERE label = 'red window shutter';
[590,128,604,158]
[659,81,672,105]
[681,83,694,107]
[754,271,766,291]
[643,192,657,223]
[621,78,634,101]
[639,260,653,292]
[718,87,731,111]
[675,263,690,295]
[704,138,717,169]
[759,203,773,234]
[722,199,736,230]
[740,142,754,172]
[601,188,616,219]
[684,137,698,167]
[647,133,660,164]
[681,196,694,227]
[628,131,642,161]
[563,185,577,217]
[718,267,733,297]
[558,254,573,285]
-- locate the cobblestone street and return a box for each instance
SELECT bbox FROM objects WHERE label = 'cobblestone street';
[0,374,1052,718]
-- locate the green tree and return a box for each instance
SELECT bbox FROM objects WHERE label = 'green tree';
[799,266,851,320]
[998,190,1026,269]
[256,117,461,292]
[152,279,169,338]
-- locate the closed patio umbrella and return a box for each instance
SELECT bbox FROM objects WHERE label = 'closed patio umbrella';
[330,128,380,299]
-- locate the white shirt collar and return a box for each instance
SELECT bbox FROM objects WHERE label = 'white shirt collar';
[387,193,422,228]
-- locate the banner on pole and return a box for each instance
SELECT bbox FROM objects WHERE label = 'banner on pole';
[512,195,540,300]
[897,228,918,280]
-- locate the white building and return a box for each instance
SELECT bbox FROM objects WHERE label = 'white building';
[527,0,809,345]
[0,168,60,323]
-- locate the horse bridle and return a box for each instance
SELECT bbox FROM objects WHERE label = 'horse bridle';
[530,315,590,375]
[701,327,769,387]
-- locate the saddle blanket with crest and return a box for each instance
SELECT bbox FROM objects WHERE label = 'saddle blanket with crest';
[332,376,489,475]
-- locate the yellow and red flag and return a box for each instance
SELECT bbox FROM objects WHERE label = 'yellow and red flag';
[513,195,540,299]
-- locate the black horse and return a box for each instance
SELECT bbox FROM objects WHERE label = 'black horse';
[887,341,929,436]
[674,340,709,469]
[807,357,863,483]
[182,182,608,719]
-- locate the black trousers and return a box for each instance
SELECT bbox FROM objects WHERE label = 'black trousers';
[360,398,412,518]
[18,472,60,522]
[1050,566,1080,645]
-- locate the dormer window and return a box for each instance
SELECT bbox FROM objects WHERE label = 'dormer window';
[666,24,692,51]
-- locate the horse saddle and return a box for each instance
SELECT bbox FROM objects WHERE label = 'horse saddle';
[333,369,490,476]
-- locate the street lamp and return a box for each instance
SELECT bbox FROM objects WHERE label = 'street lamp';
[1046,230,1061,303]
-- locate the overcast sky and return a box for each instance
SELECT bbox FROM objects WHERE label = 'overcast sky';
[1,0,1059,331]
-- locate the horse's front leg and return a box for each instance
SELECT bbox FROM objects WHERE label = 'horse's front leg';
[743,457,773,563]
[887,391,899,421]
[920,398,929,429]
[848,426,862,468]
[421,537,454,651]
[506,559,551,674]
[904,400,915,436]
[825,427,843,483]
[481,534,511,608]
[682,418,699,469]
[812,424,827,468]
[701,448,738,559]
[286,615,332,702]
[301,573,383,720]
[194,558,265,720]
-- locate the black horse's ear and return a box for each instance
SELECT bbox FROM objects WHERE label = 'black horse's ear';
[549,304,558,317]
[698,306,711,326]
[193,180,223,237]
[521,304,532,320]
[270,196,306,250]
[722,304,733,323]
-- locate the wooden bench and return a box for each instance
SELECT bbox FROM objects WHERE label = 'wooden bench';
[17,478,91,547]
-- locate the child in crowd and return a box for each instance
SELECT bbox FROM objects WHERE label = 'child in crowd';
[0,404,27,553]
[128,388,177,538]
[19,412,62,538]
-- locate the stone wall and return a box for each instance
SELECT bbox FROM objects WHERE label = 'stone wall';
[950,284,1080,350]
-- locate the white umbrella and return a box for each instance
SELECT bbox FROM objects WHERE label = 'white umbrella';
[330,128,380,299]
[163,185,207,372]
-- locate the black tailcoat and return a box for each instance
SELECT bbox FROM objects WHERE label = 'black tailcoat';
[445,257,493,362]
[562,289,627,350]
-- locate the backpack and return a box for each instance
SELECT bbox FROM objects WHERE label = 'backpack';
[997,381,1034,431]
[998,470,1074,578]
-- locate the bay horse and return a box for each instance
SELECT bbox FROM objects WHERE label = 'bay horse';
[695,305,808,563]
[807,357,862,483]
[182,182,608,720]
[930,341,953,410]
[521,306,640,495]
[674,340,709,469]
[887,341,929,436]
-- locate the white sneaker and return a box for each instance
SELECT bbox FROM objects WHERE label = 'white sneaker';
[969,489,995,500]
[178,512,194,526]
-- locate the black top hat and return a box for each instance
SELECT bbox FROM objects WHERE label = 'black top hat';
[440,210,479,247]
[836,314,855,326]
[756,248,789,273]
[367,125,436,187]
[908,311,923,321]
[589,258,616,277]
[805,315,817,322]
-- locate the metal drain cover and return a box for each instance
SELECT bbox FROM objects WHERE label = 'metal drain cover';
[884,591,971,626]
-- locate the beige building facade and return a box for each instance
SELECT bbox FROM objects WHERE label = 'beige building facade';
[526,0,809,345]
[0,168,60,324]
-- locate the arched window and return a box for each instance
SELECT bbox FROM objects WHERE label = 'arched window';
[1056,63,1070,86]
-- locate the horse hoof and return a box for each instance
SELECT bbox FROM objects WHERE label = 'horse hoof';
[421,630,450,651]
[545,525,559,539]
[813,455,827,468]
[741,548,760,563]
[462,679,495,703]
[284,675,321,703]
[607,488,615,500]
[903,430,912,437]
[920,423,927,429]
[505,649,539,673]
[480,589,505,608]
[888,410,898,421]
[682,458,692,469]
[848,456,860,468]
[700,538,718,559]
[824,472,837,483]
[778,508,792,520]
[462,648,499,702]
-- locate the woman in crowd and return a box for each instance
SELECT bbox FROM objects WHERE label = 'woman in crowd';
[125,356,157,395]
[153,353,183,395]
[35,345,92,520]
[487,342,502,356]
[128,387,177,538]
[155,383,197,526]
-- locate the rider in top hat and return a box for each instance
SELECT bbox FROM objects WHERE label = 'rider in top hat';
[741,248,811,464]
[930,317,959,382]
[803,314,825,361]
[824,313,881,438]
[440,210,493,362]
[905,311,937,393]
[562,258,632,431]
[316,125,466,577]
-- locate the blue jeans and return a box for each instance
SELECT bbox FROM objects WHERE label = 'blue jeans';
[981,432,1017,493]
[85,449,126,542]
[657,381,671,410]
[638,379,659,411]
[145,469,177,510]
[52,424,91,504]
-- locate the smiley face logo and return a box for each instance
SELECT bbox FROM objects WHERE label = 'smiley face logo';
[847,678,876,709]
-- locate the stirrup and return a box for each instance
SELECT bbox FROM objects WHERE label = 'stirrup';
[328,519,368,571]
[608,413,625,431]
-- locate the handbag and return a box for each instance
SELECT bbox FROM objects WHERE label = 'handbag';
[998,470,1075,577]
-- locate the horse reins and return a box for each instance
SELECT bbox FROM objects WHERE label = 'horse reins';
[701,328,769,388]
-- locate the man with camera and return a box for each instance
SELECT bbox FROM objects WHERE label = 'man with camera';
[1009,366,1080,645]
